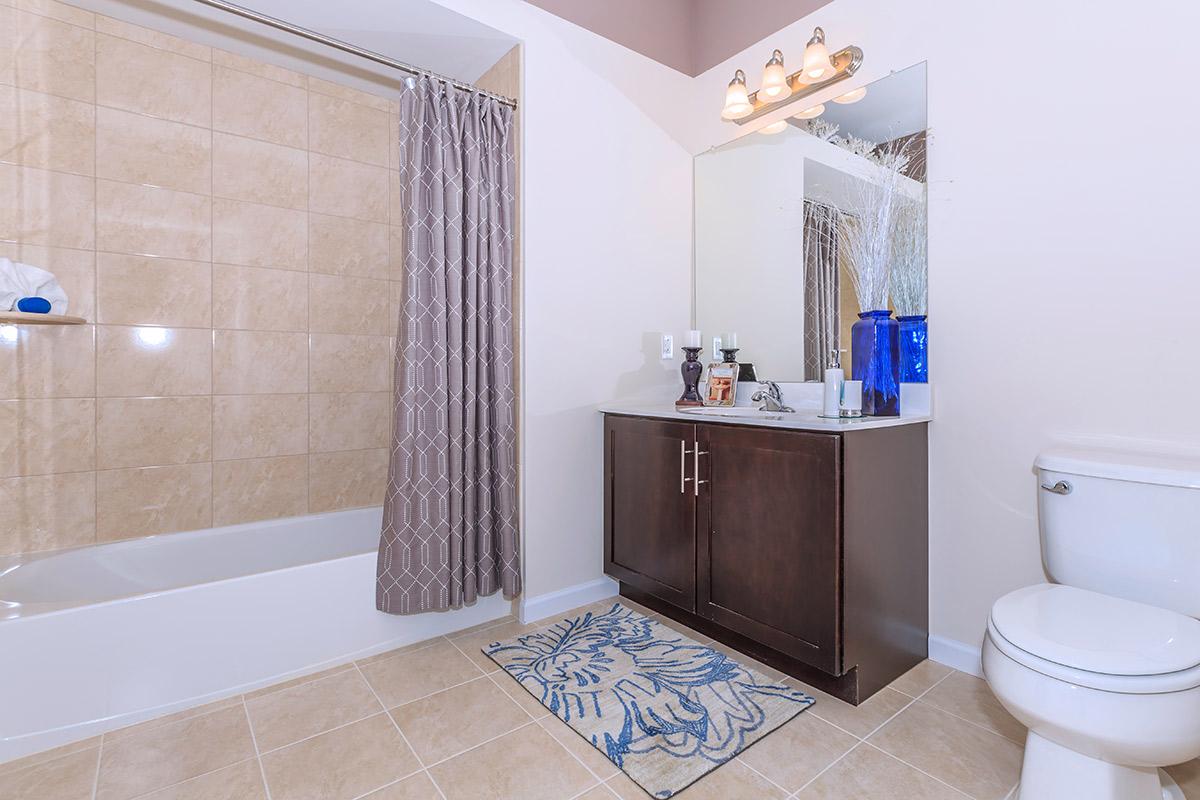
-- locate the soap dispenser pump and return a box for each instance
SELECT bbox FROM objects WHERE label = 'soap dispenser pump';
[822,349,846,418]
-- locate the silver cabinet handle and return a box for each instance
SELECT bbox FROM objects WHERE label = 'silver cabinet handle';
[694,443,709,496]
[680,440,694,494]
[1041,480,1072,495]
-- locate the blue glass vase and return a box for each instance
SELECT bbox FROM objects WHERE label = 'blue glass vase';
[898,315,928,383]
[851,310,900,416]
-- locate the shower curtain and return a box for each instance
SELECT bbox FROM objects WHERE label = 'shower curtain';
[376,76,520,615]
[803,201,841,381]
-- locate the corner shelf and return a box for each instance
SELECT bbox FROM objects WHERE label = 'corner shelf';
[0,312,86,325]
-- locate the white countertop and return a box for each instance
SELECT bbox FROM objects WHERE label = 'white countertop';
[598,400,931,433]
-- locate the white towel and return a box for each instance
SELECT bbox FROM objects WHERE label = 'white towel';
[0,257,69,314]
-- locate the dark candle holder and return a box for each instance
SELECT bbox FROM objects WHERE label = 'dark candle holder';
[676,346,704,407]
[720,347,740,363]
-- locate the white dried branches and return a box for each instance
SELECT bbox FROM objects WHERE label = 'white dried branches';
[803,118,840,142]
[891,193,928,316]
[836,137,922,313]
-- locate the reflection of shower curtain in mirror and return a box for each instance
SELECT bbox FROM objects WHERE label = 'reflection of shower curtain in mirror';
[803,201,840,381]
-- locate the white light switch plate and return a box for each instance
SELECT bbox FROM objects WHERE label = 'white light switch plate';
[661,334,674,359]
[712,337,722,361]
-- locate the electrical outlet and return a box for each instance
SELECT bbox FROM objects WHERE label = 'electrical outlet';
[661,334,674,359]
[712,337,722,361]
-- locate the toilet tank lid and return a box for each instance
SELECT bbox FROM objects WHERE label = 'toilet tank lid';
[991,584,1200,677]
[1035,447,1200,489]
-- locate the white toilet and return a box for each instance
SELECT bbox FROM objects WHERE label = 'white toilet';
[983,448,1200,800]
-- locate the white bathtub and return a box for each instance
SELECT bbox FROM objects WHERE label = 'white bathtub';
[0,507,512,764]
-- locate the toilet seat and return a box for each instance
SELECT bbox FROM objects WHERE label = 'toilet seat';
[989,584,1200,694]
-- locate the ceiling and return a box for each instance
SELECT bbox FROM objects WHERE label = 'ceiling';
[524,0,835,76]
[76,0,519,85]
[236,0,519,83]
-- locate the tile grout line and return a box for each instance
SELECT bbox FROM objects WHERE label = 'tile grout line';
[118,756,262,800]
[89,734,103,800]
[913,695,1026,747]
[344,765,427,800]
[352,661,449,800]
[420,718,539,773]
[90,11,99,551]
[790,740,865,797]
[241,698,274,800]
[860,741,978,800]
[209,45,216,530]
[735,755,794,797]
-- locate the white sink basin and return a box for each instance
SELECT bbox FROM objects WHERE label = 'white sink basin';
[678,407,789,421]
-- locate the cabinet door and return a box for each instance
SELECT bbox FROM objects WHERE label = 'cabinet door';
[604,416,697,612]
[697,424,841,672]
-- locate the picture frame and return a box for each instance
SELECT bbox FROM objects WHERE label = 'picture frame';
[704,363,738,407]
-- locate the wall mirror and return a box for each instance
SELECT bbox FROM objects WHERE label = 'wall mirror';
[694,62,928,384]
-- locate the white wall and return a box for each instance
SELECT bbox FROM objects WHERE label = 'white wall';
[427,0,696,602]
[431,0,1200,646]
[687,0,1200,647]
[694,134,808,378]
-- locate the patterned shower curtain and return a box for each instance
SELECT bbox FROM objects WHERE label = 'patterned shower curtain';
[802,201,841,381]
[376,76,520,615]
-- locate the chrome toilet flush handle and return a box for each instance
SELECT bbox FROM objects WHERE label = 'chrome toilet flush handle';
[1041,480,1073,495]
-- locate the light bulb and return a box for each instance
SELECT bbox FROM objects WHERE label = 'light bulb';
[721,69,752,120]
[793,104,825,119]
[833,86,867,104]
[759,120,788,135]
[800,27,835,83]
[759,50,791,103]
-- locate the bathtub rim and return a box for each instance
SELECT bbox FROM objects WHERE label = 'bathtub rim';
[0,506,385,621]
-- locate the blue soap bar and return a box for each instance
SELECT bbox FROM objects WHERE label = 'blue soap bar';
[16,297,51,314]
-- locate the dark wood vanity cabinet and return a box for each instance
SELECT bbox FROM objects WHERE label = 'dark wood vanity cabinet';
[603,413,929,704]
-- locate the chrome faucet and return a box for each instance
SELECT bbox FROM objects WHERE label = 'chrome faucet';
[751,381,794,413]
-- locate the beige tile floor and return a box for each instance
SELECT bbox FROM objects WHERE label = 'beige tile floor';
[3,599,1198,800]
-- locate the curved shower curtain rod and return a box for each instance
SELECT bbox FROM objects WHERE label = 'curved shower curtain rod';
[192,0,519,109]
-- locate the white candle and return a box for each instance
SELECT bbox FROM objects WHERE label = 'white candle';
[727,331,738,348]
[686,330,701,348]
[841,381,863,411]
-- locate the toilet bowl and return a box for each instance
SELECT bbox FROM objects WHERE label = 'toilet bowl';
[983,583,1200,800]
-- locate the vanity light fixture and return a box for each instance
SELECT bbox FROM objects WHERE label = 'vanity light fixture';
[759,50,791,103]
[721,69,752,120]
[758,120,788,135]
[720,28,862,126]
[793,104,825,119]
[833,86,868,104]
[799,27,835,82]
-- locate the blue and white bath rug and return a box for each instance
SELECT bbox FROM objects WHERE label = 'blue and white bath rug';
[482,603,814,798]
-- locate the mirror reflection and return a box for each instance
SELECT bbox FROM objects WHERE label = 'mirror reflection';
[694,62,928,385]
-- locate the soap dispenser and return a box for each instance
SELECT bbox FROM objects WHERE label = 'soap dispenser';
[822,349,845,418]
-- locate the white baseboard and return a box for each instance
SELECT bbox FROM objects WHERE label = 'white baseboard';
[519,577,618,625]
[929,634,983,678]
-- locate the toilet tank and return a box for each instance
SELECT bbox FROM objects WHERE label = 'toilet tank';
[1035,448,1200,618]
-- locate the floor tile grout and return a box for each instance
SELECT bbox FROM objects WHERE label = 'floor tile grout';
[353,661,448,800]
[912,695,1027,747]
[861,741,979,800]
[790,739,865,797]
[736,754,795,796]
[344,765,427,800]
[89,736,102,800]
[419,719,539,772]
[119,757,261,800]
[240,699,274,800]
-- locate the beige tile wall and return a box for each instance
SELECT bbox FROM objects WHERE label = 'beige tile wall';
[0,0,406,556]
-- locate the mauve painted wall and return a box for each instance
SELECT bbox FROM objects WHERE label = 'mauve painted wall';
[690,0,832,73]
[525,0,695,74]
[524,0,832,75]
